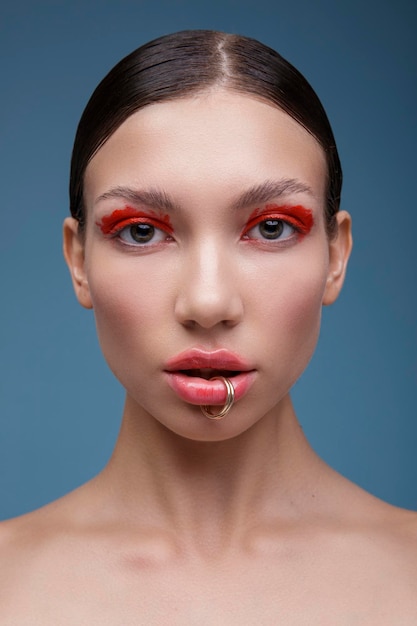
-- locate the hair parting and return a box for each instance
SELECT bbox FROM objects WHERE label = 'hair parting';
[70,30,342,238]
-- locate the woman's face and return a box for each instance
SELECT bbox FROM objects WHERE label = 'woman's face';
[65,90,350,441]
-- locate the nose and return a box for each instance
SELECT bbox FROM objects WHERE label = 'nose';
[174,239,244,330]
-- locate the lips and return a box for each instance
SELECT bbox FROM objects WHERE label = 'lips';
[164,348,256,406]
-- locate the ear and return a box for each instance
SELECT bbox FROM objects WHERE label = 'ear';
[63,217,93,309]
[322,210,352,306]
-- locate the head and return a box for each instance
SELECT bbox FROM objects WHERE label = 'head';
[64,31,351,441]
[69,30,341,239]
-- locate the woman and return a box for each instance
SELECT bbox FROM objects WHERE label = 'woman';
[1,30,416,623]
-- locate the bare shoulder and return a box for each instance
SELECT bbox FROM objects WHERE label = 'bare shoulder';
[0,506,49,560]
[0,505,59,611]
[371,499,417,565]
[0,484,105,576]
[0,479,105,558]
[348,480,417,541]
[0,485,83,539]
[0,488,107,624]
[388,502,417,538]
[331,473,417,563]
[330,480,417,602]
[0,495,76,577]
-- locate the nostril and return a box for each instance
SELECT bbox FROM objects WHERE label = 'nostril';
[174,260,244,330]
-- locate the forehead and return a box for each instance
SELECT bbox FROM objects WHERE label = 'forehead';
[84,90,327,210]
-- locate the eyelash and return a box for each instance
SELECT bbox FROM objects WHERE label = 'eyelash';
[99,207,312,248]
[241,213,306,243]
[105,217,173,246]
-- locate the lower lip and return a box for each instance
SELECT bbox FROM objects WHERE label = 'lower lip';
[164,371,256,405]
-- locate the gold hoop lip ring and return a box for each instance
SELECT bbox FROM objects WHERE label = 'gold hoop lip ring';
[200,376,235,420]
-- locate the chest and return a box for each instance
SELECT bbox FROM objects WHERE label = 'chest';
[3,552,416,625]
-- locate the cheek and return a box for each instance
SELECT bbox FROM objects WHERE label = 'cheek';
[286,276,324,352]
[253,254,329,368]
[86,259,171,369]
[286,265,327,325]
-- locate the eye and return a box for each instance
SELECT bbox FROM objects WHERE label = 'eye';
[117,221,171,246]
[245,218,295,241]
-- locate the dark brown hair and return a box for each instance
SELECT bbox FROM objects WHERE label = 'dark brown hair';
[70,30,342,237]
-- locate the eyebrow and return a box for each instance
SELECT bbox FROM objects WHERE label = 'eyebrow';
[95,186,180,212]
[95,178,313,213]
[229,178,313,210]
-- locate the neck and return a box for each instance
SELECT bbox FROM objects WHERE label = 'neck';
[97,394,324,556]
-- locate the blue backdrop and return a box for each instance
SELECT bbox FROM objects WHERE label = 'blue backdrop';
[1,0,416,518]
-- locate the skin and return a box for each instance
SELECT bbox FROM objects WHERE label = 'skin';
[0,90,416,625]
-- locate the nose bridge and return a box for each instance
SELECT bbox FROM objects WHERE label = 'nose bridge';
[175,236,243,329]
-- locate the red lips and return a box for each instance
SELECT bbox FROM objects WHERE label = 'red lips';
[164,348,256,406]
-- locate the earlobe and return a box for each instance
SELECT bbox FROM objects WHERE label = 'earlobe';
[63,217,93,309]
[322,210,352,306]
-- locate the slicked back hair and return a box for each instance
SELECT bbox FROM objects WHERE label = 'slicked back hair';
[70,30,342,237]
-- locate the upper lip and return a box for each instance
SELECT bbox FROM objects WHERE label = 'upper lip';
[165,348,253,373]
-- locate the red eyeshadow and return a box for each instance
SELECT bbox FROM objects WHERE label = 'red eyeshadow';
[97,207,173,235]
[245,204,314,237]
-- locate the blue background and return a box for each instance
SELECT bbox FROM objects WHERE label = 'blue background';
[1,0,416,518]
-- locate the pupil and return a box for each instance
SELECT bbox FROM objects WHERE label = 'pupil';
[130,224,154,243]
[259,219,283,239]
